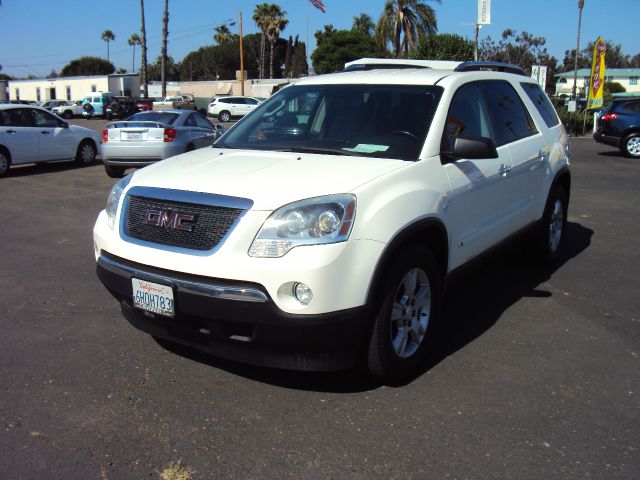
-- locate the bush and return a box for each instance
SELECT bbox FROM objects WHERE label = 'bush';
[557,109,594,136]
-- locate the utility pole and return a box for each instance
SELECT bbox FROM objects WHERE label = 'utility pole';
[239,11,244,96]
[474,24,479,61]
[573,0,585,100]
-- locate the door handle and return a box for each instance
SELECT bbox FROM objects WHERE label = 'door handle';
[498,164,512,175]
[538,150,549,161]
[41,131,50,134]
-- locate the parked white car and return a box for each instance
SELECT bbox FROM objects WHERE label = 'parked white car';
[94,59,570,381]
[0,105,101,175]
[51,101,84,119]
[207,96,262,122]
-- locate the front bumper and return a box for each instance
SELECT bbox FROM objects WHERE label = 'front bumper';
[96,252,372,371]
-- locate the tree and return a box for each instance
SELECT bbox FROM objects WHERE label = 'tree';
[253,3,271,79]
[147,55,180,82]
[352,13,375,36]
[252,4,288,79]
[101,29,115,61]
[161,0,169,97]
[291,36,309,78]
[631,53,640,68]
[265,4,288,79]
[376,0,440,58]
[312,29,377,74]
[140,0,149,98]
[409,33,473,61]
[128,33,141,72]
[562,40,633,71]
[61,56,115,77]
[116,67,128,74]
[213,24,236,45]
[479,30,558,92]
[283,36,293,77]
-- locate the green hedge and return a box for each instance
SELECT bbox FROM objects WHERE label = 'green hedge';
[557,109,595,136]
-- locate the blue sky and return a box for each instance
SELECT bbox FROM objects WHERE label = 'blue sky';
[0,0,638,78]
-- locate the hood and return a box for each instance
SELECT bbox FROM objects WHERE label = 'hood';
[128,148,409,210]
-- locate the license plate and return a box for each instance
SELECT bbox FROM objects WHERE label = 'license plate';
[124,133,143,141]
[132,278,174,317]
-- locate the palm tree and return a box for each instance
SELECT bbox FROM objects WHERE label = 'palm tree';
[572,0,585,99]
[376,0,440,58]
[161,0,169,98]
[140,0,149,98]
[265,5,288,78]
[128,33,141,72]
[101,29,116,61]
[213,24,235,45]
[253,3,272,79]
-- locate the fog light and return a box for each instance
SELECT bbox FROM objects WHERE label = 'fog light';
[293,282,313,305]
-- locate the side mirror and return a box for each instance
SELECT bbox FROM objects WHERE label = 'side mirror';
[60,122,69,129]
[442,135,498,162]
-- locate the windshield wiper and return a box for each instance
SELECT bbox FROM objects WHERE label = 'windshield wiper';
[278,146,366,156]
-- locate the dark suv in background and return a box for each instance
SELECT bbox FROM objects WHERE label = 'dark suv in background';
[593,98,640,158]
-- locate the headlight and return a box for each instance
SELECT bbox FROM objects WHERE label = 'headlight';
[249,194,356,258]
[106,174,132,229]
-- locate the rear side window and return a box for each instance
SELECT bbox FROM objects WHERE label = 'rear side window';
[520,82,559,127]
[480,81,538,145]
[621,101,640,113]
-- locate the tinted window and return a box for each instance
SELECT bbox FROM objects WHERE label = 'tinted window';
[481,81,538,145]
[32,109,63,127]
[184,113,197,127]
[194,113,214,129]
[246,98,259,105]
[217,84,442,161]
[622,101,640,113]
[1,108,34,127]
[232,98,247,105]
[520,82,559,127]
[442,83,496,152]
[219,98,232,104]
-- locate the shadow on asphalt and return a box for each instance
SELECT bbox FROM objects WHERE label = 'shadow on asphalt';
[2,159,101,177]
[156,221,594,393]
[597,149,627,158]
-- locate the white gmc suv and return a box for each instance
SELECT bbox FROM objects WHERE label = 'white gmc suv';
[94,59,571,380]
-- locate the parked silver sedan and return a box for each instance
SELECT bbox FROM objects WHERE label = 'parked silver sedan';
[101,110,224,178]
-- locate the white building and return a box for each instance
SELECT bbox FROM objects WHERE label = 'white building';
[555,68,640,97]
[8,74,140,103]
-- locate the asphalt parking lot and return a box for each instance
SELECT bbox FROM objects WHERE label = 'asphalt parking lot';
[0,134,638,479]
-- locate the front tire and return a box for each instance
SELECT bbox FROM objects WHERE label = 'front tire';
[104,165,126,178]
[218,110,231,122]
[622,133,640,158]
[366,245,442,381]
[75,141,96,166]
[63,110,73,119]
[0,149,11,176]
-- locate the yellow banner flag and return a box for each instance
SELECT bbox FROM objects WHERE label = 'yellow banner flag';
[587,37,606,109]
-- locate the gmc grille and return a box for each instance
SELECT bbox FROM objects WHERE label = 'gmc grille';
[126,196,244,250]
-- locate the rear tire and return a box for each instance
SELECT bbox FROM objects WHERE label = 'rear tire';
[75,141,96,166]
[219,110,231,122]
[533,186,568,264]
[622,133,640,158]
[104,165,125,178]
[366,244,442,381]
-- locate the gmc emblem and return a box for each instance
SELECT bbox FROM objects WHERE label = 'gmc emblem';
[144,210,195,232]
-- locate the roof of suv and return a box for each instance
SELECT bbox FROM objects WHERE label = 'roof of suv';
[297,58,531,87]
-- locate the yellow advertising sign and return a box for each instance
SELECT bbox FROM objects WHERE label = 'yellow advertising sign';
[587,37,606,110]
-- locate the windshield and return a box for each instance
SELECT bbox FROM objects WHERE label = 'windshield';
[124,112,180,124]
[216,84,442,160]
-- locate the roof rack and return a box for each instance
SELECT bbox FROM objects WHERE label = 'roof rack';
[454,61,527,76]
[343,58,462,72]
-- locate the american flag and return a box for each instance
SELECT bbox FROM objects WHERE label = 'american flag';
[308,0,326,13]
